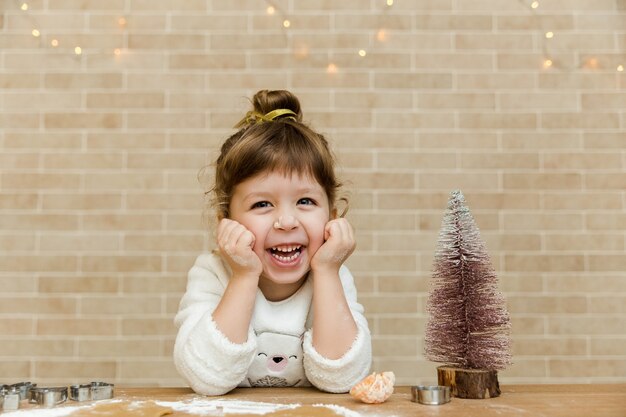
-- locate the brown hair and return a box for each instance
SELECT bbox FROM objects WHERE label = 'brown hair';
[210,90,343,220]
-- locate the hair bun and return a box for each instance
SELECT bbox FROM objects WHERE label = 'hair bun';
[251,90,302,121]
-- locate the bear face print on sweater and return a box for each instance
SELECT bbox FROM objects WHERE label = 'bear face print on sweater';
[247,331,309,387]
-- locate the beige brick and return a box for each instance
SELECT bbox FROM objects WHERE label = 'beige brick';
[44,73,123,89]
[130,0,205,11]
[83,173,164,190]
[79,339,163,357]
[0,234,36,251]
[2,92,82,109]
[513,337,587,356]
[37,319,118,336]
[129,34,205,50]
[456,33,533,50]
[459,113,537,129]
[0,73,40,89]
[542,112,619,129]
[0,296,76,314]
[41,194,122,210]
[539,73,617,89]
[545,274,626,293]
[122,318,175,336]
[588,297,626,314]
[376,192,449,210]
[590,338,626,355]
[89,14,166,30]
[120,360,178,378]
[123,233,204,252]
[82,255,162,272]
[376,112,455,129]
[378,151,456,170]
[0,254,77,272]
[504,254,584,272]
[335,92,413,109]
[415,53,494,70]
[82,214,162,230]
[80,296,161,315]
[457,73,535,89]
[127,112,206,129]
[44,152,124,170]
[0,361,31,379]
[501,133,582,149]
[504,173,582,190]
[0,113,39,128]
[0,152,39,169]
[510,317,545,336]
[335,14,411,30]
[345,172,414,189]
[543,193,622,210]
[169,53,246,70]
[584,132,626,149]
[39,233,120,251]
[122,276,186,294]
[39,276,119,294]
[349,253,417,273]
[373,337,418,357]
[586,213,626,230]
[87,92,165,109]
[0,214,78,230]
[588,255,626,272]
[377,317,427,336]
[497,53,577,70]
[548,317,625,335]
[461,153,539,169]
[0,193,38,210]
[499,360,546,378]
[374,73,452,89]
[508,296,587,314]
[419,173,499,190]
[544,234,623,251]
[500,92,578,110]
[419,92,495,109]
[0,318,35,335]
[549,359,626,378]
[35,361,116,379]
[585,173,626,190]
[44,112,122,129]
[419,133,498,149]
[1,338,75,357]
[503,213,583,231]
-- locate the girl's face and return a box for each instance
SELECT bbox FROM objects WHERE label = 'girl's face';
[228,171,331,300]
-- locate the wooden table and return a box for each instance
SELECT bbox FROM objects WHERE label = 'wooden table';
[10,385,626,416]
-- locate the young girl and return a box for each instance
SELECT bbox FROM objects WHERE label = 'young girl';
[173,90,372,396]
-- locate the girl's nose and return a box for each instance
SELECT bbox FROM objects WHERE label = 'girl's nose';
[274,215,298,230]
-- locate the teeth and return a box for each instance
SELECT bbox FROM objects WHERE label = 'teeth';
[271,245,301,252]
[272,251,301,263]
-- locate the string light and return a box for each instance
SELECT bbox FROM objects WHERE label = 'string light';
[545,31,554,39]
[358,49,367,57]
[20,2,28,10]
[51,39,59,47]
[326,63,338,74]
[74,46,82,55]
[283,19,290,28]
[531,1,539,8]
[386,0,394,6]
[31,29,40,37]
[585,58,599,69]
[118,17,127,27]
[543,59,553,68]
[618,65,624,72]
[114,48,122,56]
[376,29,387,42]
[266,6,275,15]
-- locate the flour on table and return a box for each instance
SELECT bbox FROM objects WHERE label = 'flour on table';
[0,404,92,417]
[155,398,301,415]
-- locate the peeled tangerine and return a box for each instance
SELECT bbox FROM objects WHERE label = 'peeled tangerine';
[349,371,395,404]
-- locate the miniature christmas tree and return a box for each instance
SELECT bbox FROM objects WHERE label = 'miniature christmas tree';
[424,190,511,399]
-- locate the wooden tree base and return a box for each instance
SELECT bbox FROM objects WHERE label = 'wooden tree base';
[437,365,501,399]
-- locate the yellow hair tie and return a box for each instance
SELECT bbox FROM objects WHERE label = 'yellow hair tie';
[235,109,297,128]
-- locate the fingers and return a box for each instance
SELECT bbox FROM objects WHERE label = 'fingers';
[217,219,259,270]
[325,218,355,248]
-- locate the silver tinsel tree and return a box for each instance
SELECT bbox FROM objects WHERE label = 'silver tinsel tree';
[425,190,512,371]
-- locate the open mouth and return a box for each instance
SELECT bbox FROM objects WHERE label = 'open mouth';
[268,245,303,263]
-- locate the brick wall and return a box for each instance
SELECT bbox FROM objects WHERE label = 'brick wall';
[0,0,624,386]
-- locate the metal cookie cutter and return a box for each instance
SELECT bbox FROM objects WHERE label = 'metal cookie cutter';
[1,387,22,411]
[8,382,36,401]
[70,382,114,402]
[29,386,69,407]
[411,385,451,405]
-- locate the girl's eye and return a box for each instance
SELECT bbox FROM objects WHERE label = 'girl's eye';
[251,201,272,209]
[298,198,316,206]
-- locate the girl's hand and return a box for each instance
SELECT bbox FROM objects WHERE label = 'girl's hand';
[217,218,262,279]
[310,218,356,274]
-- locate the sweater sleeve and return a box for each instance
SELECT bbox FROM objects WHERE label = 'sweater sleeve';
[173,253,257,395]
[302,265,372,393]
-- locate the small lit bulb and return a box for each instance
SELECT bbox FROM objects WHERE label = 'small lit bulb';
[283,19,290,28]
[386,0,394,6]
[118,17,127,27]
[21,3,28,10]
[267,6,275,15]
[618,65,624,72]
[327,63,338,74]
[586,58,599,69]
[358,49,367,57]
[543,59,553,68]
[114,48,121,56]
[531,1,539,8]
[377,29,387,42]
[545,31,554,39]
[51,39,59,47]
[31,29,40,37]
[74,46,82,55]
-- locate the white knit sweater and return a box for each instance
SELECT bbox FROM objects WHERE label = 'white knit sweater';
[173,252,372,396]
